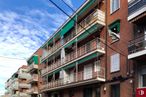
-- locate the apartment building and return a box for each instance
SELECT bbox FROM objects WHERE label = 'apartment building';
[27,49,42,97]
[40,0,106,97]
[5,65,31,97]
[4,0,146,97]
[39,0,143,97]
[127,0,146,97]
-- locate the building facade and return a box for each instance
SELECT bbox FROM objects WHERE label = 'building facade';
[27,49,42,97]
[128,0,146,97]
[5,65,31,97]
[40,0,106,97]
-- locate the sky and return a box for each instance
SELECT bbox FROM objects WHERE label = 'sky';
[0,0,85,95]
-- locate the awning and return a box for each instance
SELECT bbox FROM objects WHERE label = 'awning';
[27,55,38,65]
[109,19,120,32]
[61,18,75,36]
[77,0,96,16]
[54,31,61,39]
[63,62,76,70]
[64,39,77,48]
[48,68,62,77]
[33,56,39,64]
[78,53,97,64]
[48,38,53,45]
[77,24,98,41]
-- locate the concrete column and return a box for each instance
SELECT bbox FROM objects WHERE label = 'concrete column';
[61,48,65,64]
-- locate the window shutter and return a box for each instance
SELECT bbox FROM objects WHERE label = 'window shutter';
[110,53,120,72]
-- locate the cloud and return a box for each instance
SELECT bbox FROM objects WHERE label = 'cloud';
[0,9,68,95]
[0,10,68,59]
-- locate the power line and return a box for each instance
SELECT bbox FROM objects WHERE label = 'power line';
[48,0,127,57]
[60,0,129,56]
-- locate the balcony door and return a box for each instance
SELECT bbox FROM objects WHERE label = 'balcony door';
[84,64,93,80]
[139,66,146,87]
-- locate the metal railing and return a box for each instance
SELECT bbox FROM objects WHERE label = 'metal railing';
[41,42,61,60]
[28,74,38,83]
[128,0,146,15]
[66,38,105,63]
[28,87,38,94]
[128,34,146,54]
[41,60,62,75]
[77,9,105,33]
[63,30,76,44]
[19,83,31,88]
[41,38,105,76]
[41,9,105,61]
[41,65,105,91]
[18,73,31,79]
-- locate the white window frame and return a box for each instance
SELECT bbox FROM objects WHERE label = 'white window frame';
[110,0,120,14]
[110,53,120,73]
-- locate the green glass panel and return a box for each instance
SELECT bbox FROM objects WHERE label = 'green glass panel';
[78,53,97,64]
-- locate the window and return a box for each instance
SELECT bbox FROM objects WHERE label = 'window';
[110,0,120,14]
[108,20,120,42]
[111,84,120,97]
[142,74,146,87]
[84,64,93,80]
[110,53,120,73]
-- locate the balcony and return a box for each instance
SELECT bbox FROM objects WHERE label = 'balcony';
[41,42,61,60]
[27,74,38,83]
[11,81,19,90]
[77,9,105,33]
[41,60,62,75]
[41,38,105,76]
[41,66,105,92]
[128,34,146,59]
[128,0,146,22]
[18,73,31,79]
[41,9,105,62]
[19,83,31,88]
[28,87,38,94]
[27,63,38,72]
[66,38,105,63]
[19,92,30,97]
[12,94,19,97]
[63,30,76,44]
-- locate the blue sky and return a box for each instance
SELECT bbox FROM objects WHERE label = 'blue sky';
[0,0,85,95]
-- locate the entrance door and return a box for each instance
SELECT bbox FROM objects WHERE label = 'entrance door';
[83,88,93,97]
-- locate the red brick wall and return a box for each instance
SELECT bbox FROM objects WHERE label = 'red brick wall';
[103,0,134,97]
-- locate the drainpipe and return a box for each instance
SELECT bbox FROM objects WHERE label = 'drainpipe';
[105,0,108,83]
